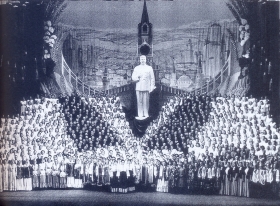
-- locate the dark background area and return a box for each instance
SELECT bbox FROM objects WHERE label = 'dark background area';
[245,1,280,124]
[0,3,46,116]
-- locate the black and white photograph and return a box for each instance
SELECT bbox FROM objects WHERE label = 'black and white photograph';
[0,0,279,205]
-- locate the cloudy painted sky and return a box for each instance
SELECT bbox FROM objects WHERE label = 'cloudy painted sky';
[60,0,233,30]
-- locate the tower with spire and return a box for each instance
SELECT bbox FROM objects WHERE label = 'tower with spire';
[137,0,153,64]
[194,51,204,89]
[186,39,194,63]
[170,57,177,87]
[102,66,109,90]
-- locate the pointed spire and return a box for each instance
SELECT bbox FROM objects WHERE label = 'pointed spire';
[172,57,176,73]
[198,54,202,73]
[141,0,149,24]
[103,67,108,77]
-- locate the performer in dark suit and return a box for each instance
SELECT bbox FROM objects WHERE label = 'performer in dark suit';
[224,162,232,196]
[237,161,245,197]
[244,161,253,197]
[177,161,186,194]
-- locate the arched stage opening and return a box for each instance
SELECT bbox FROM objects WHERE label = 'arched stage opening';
[0,0,280,205]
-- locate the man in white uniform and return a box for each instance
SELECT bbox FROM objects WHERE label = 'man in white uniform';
[132,55,156,119]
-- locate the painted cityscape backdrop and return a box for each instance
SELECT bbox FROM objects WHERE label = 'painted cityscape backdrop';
[61,19,238,92]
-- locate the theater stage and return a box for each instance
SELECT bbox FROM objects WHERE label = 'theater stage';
[0,190,280,206]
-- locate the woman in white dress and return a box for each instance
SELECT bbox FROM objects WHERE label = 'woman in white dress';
[73,156,82,188]
[45,157,53,188]
[59,159,67,188]
[8,160,17,191]
[31,158,39,189]
[157,161,164,192]
[20,99,27,115]
[52,157,60,189]
[39,158,47,189]
[134,159,142,190]
[3,159,9,191]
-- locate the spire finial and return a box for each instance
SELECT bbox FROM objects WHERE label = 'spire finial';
[141,0,149,24]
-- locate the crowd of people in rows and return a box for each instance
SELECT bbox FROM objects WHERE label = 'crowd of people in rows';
[59,95,130,152]
[0,92,280,198]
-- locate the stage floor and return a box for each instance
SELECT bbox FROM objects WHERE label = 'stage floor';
[0,190,280,206]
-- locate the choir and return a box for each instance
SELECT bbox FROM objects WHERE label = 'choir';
[0,92,279,199]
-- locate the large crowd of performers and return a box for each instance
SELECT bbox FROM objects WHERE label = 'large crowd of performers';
[0,93,279,199]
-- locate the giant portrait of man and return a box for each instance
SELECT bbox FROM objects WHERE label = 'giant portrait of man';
[132,55,156,120]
